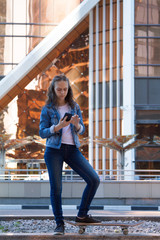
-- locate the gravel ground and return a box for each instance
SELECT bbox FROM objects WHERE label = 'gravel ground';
[0,219,160,234]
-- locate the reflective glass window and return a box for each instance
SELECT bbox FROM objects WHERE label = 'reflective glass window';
[135,0,147,24]
[149,66,160,77]
[0,0,83,166]
[135,66,147,77]
[135,79,148,104]
[0,68,5,77]
[13,0,27,23]
[135,1,160,77]
[148,79,160,104]
[13,37,26,63]
[135,26,147,37]
[0,0,7,19]
[137,110,160,120]
[13,25,27,36]
[0,24,12,35]
[148,26,160,37]
[136,123,160,179]
[135,39,147,64]
[135,78,160,104]
[0,37,13,64]
[148,39,160,65]
[148,0,160,24]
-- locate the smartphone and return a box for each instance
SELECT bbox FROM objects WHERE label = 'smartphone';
[62,113,72,122]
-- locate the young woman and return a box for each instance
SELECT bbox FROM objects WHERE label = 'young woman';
[39,74,100,235]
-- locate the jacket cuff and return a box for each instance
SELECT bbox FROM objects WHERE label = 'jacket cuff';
[50,125,55,133]
[77,124,83,134]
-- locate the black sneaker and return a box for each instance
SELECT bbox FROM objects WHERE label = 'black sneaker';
[75,214,101,223]
[54,223,65,235]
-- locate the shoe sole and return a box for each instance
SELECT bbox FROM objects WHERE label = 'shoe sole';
[53,232,64,235]
[76,220,101,224]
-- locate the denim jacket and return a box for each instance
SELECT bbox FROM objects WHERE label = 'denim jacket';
[39,103,85,149]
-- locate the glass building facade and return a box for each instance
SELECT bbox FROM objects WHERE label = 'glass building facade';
[88,0,123,174]
[0,0,81,78]
[0,0,83,170]
[135,0,160,178]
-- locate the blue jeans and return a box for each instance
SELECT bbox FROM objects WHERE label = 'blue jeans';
[44,144,100,225]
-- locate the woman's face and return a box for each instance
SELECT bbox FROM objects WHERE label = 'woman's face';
[54,80,69,103]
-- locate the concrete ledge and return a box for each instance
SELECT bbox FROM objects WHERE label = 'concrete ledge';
[1,181,160,206]
[1,180,160,198]
[0,233,160,240]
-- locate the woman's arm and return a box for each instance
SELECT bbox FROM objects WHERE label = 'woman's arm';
[39,107,55,139]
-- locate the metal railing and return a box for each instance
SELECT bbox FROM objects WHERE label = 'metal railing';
[0,169,82,181]
[1,169,160,181]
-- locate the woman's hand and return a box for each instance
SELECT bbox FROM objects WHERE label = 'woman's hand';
[54,116,71,132]
[60,116,71,127]
[71,114,81,131]
[54,114,81,132]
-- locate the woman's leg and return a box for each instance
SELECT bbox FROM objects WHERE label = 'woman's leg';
[44,147,64,225]
[65,146,100,217]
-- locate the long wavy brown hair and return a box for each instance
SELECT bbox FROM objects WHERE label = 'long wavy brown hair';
[46,74,75,108]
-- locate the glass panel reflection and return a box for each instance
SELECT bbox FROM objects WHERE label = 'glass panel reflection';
[13,37,27,63]
[135,39,147,64]
[135,66,147,77]
[136,124,160,178]
[148,39,160,65]
[135,26,147,37]
[13,24,27,36]
[0,0,83,171]
[137,110,160,120]
[0,29,89,167]
[149,66,160,77]
[135,0,147,24]
[148,0,160,24]
[148,26,160,37]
